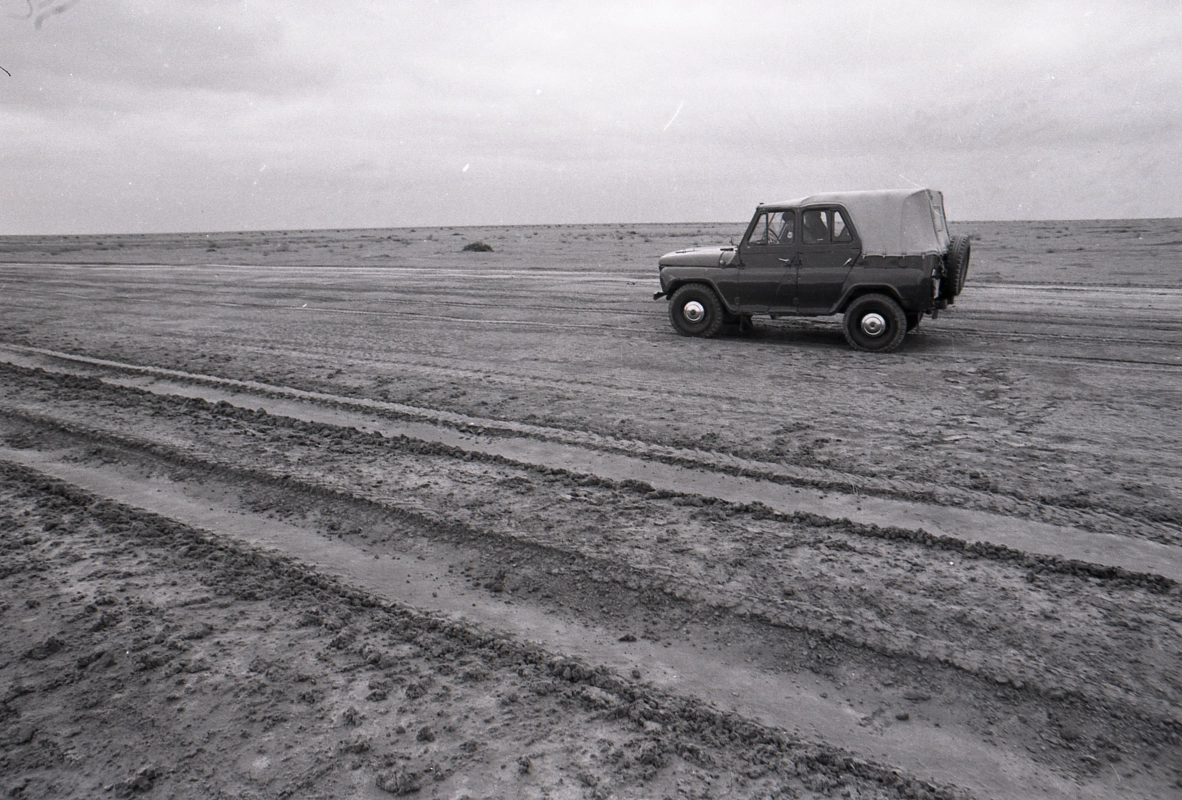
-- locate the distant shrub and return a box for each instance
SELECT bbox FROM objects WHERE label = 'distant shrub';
[462,241,493,252]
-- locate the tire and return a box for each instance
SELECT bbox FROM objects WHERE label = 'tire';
[843,293,907,352]
[668,284,724,338]
[905,311,921,333]
[942,234,970,299]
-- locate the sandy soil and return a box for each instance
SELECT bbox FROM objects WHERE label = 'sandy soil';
[0,220,1180,799]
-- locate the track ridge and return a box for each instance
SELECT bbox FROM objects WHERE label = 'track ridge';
[6,405,1182,788]
[2,360,1180,591]
[3,342,1176,544]
[6,418,1181,745]
[8,400,1175,597]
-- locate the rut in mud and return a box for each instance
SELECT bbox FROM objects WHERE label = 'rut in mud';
[2,357,1180,799]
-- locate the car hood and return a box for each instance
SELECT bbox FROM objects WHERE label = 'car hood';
[658,246,738,268]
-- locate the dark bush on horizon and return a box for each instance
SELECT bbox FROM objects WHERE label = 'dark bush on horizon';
[461,241,493,252]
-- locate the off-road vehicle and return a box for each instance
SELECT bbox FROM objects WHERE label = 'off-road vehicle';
[654,189,969,352]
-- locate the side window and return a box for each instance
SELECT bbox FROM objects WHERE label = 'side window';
[832,210,852,243]
[802,209,829,245]
[776,211,795,243]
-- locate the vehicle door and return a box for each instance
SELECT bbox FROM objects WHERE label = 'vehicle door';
[796,207,860,313]
[736,210,796,313]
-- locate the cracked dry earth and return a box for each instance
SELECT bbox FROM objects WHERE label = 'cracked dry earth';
[0,220,1180,799]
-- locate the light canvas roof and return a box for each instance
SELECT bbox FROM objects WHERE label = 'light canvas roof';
[762,189,951,257]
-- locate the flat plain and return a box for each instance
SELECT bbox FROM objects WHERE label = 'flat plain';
[0,218,1180,799]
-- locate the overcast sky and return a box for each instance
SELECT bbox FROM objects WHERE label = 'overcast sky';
[2,1,1179,234]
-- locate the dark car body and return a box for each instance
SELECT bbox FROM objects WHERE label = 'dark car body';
[655,189,969,351]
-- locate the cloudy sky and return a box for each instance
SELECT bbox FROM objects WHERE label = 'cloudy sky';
[2,1,1179,234]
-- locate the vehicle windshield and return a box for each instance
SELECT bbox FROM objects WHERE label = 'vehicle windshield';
[746,211,794,246]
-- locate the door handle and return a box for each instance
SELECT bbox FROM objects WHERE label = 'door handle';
[778,257,792,263]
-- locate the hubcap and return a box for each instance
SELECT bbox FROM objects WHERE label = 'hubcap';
[682,300,706,323]
[860,312,887,337]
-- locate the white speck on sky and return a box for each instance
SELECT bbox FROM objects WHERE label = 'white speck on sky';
[662,101,685,133]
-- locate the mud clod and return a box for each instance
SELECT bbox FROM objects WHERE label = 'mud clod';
[112,767,156,798]
[375,768,421,795]
[24,636,64,661]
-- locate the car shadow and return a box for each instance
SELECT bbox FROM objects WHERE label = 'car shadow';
[720,318,844,348]
[716,318,957,355]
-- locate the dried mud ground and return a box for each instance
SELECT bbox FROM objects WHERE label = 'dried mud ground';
[0,220,1180,799]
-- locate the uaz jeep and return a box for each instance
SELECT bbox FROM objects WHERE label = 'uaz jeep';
[654,189,969,352]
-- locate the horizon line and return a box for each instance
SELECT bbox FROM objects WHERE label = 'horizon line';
[2,216,1179,239]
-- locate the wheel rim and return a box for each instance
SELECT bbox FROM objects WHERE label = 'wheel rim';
[682,301,706,323]
[860,312,887,337]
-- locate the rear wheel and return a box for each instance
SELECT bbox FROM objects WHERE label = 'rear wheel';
[843,294,907,352]
[942,234,970,299]
[668,284,724,338]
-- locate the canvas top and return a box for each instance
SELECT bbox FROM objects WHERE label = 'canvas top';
[760,189,951,257]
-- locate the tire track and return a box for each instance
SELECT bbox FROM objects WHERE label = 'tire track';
[2,401,1177,800]
[2,343,1179,580]
[8,270,1182,348]
[7,324,1182,543]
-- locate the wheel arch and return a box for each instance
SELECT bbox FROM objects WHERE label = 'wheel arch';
[833,284,907,314]
[662,277,738,314]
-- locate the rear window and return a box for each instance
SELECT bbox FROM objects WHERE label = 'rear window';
[802,209,853,244]
[929,193,948,236]
[833,210,852,242]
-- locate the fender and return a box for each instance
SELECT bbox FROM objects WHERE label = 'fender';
[829,284,909,315]
[657,262,737,314]
[660,275,741,315]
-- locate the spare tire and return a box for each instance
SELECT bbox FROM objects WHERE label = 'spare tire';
[942,234,970,299]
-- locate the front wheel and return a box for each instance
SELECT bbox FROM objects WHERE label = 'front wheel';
[843,294,907,352]
[668,284,724,338]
